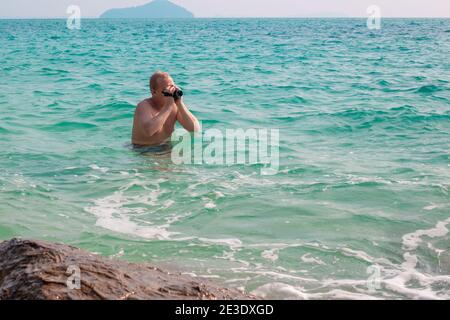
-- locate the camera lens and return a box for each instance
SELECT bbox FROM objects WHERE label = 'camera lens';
[174,89,183,99]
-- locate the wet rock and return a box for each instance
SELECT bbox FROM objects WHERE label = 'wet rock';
[0,238,257,300]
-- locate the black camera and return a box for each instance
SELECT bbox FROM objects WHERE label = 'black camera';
[162,88,183,99]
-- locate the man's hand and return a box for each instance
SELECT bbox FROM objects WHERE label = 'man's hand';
[174,95,183,106]
[162,85,182,104]
[162,90,175,106]
[175,96,200,132]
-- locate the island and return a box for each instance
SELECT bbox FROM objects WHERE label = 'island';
[100,0,194,19]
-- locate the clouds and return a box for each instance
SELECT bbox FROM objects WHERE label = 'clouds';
[1,0,449,18]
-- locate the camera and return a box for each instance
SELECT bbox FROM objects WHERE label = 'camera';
[162,88,183,99]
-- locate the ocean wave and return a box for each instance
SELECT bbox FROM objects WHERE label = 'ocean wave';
[275,95,307,104]
[33,90,64,97]
[96,101,136,111]
[307,106,450,127]
[377,79,391,86]
[0,126,11,134]
[41,121,98,132]
[83,176,450,300]
[402,217,450,251]
[272,115,301,122]
[300,253,326,266]
[78,101,135,121]
[249,217,450,300]
[86,83,104,91]
[84,182,243,248]
[40,67,70,76]
[251,282,381,300]
[313,108,389,119]
[84,179,177,240]
[415,84,444,94]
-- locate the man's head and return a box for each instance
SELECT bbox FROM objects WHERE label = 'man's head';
[149,71,175,97]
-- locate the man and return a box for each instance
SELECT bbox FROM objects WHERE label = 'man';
[132,71,200,147]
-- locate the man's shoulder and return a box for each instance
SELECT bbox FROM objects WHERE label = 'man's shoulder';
[137,98,152,108]
[136,99,153,113]
[133,100,153,122]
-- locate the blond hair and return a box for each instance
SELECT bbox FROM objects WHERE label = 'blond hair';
[149,71,169,93]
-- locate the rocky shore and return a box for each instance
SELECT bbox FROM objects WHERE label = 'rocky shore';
[0,238,257,300]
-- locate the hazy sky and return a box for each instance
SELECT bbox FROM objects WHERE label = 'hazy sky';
[1,0,449,18]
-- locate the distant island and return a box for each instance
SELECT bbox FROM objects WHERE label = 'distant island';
[100,0,194,19]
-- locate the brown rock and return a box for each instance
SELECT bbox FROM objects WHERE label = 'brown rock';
[0,238,257,300]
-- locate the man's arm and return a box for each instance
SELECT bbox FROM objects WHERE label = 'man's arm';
[176,99,200,132]
[138,103,173,136]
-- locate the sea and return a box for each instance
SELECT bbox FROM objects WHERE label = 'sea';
[0,18,449,299]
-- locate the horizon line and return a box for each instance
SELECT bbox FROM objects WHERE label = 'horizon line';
[1,16,450,19]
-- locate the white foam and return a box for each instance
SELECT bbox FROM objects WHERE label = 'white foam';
[240,269,316,283]
[85,174,100,181]
[402,217,450,251]
[321,217,450,300]
[427,242,445,257]
[110,249,125,258]
[300,253,326,265]
[89,164,109,173]
[246,220,450,300]
[224,277,252,284]
[381,254,450,300]
[382,217,450,299]
[85,180,177,240]
[163,199,175,208]
[347,174,393,185]
[197,274,221,279]
[423,204,438,211]
[310,289,381,300]
[164,211,192,224]
[261,249,279,262]
[340,247,376,264]
[197,237,242,248]
[204,201,217,209]
[94,213,174,240]
[214,191,225,198]
[84,177,449,300]
[251,282,308,300]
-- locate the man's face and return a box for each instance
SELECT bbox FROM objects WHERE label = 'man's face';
[155,76,175,98]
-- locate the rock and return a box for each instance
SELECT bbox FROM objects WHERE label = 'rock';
[0,238,257,300]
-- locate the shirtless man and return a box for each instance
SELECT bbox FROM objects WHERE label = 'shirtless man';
[132,71,200,147]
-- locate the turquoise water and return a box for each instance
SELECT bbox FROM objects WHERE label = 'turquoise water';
[1,19,449,299]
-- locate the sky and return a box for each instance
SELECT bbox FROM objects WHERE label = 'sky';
[1,0,449,18]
